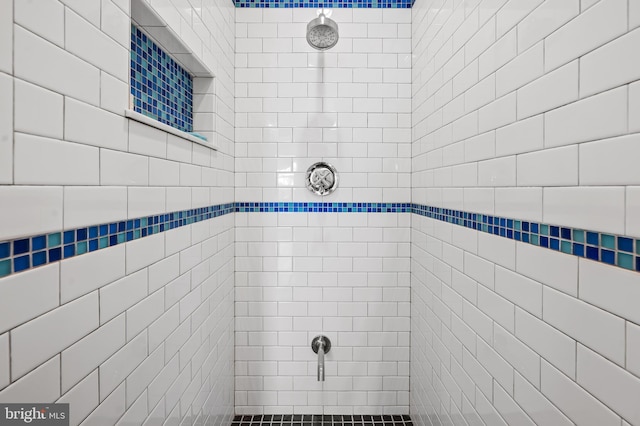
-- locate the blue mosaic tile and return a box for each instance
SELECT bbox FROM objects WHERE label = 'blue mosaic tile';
[0,259,10,277]
[573,243,584,257]
[410,204,640,275]
[14,239,29,255]
[49,247,62,262]
[14,255,30,272]
[131,25,193,133]
[235,202,411,213]
[601,234,615,250]
[48,233,61,248]
[618,252,634,270]
[77,241,88,255]
[1,201,639,279]
[32,251,47,267]
[602,249,615,265]
[89,227,99,239]
[234,0,412,7]
[32,235,46,251]
[64,244,75,259]
[540,224,549,236]
[540,236,549,248]
[63,231,75,245]
[0,242,9,259]
[618,236,633,253]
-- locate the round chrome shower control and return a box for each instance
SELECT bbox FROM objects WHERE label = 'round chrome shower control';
[311,335,331,354]
[306,162,338,196]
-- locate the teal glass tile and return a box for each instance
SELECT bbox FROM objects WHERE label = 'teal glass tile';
[561,241,572,254]
[134,229,141,239]
[618,253,634,270]
[77,241,87,255]
[0,259,10,277]
[601,234,615,249]
[531,235,539,246]
[514,221,521,231]
[573,230,584,243]
[99,237,109,249]
[48,232,61,247]
[141,217,147,227]
[539,224,548,235]
[117,233,125,244]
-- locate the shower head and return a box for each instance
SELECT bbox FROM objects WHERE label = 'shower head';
[306,11,339,51]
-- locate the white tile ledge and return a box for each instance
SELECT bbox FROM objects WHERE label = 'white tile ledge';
[124,110,216,150]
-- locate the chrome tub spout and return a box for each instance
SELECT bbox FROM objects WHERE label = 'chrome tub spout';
[311,335,331,382]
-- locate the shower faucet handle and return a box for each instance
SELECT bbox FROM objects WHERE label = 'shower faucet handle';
[311,335,331,354]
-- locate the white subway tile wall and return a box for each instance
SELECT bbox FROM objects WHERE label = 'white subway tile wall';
[411,1,640,426]
[0,1,235,425]
[4,0,640,422]
[234,7,411,414]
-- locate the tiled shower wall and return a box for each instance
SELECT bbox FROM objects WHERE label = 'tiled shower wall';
[411,0,640,425]
[234,8,412,414]
[0,0,235,425]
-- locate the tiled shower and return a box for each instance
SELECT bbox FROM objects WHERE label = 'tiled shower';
[1,0,640,425]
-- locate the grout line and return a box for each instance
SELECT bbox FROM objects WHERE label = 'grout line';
[10,0,15,193]
[7,331,12,386]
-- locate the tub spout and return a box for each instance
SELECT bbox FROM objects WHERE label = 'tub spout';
[317,341,325,381]
[311,335,331,382]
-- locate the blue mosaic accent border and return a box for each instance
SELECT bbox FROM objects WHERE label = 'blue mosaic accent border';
[0,203,235,279]
[233,0,412,8]
[412,204,640,273]
[130,25,193,133]
[236,202,412,212]
[1,201,638,279]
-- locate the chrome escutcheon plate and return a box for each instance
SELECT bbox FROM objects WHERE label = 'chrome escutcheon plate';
[306,162,338,196]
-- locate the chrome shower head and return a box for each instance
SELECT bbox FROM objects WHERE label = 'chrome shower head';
[306,11,339,51]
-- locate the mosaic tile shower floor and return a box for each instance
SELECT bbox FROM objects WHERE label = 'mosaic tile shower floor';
[231,415,413,426]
